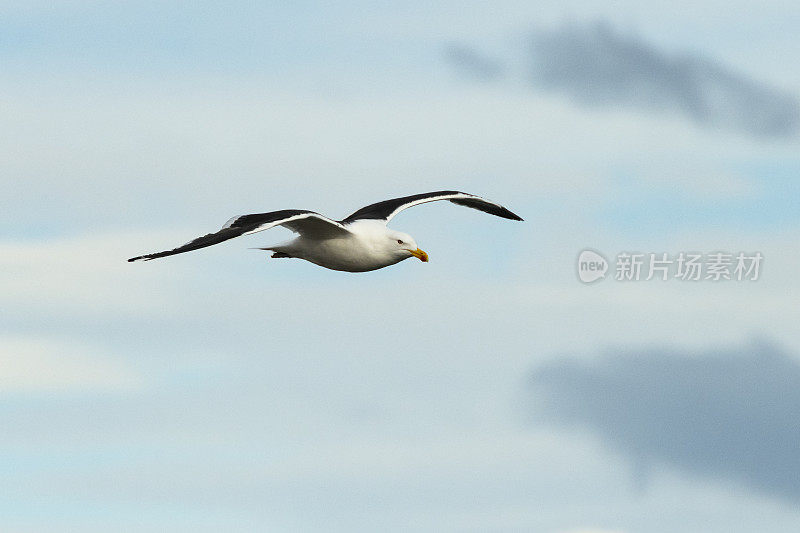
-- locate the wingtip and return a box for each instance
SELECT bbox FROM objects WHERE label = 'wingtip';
[500,208,524,221]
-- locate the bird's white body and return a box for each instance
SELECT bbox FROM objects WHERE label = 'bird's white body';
[270,220,416,272]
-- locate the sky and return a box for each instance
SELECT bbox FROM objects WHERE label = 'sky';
[2,1,800,531]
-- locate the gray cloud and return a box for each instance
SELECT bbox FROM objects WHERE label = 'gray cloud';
[530,341,800,501]
[444,44,504,81]
[531,22,799,138]
[446,21,800,138]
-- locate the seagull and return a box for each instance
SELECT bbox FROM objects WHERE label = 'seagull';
[128,191,523,272]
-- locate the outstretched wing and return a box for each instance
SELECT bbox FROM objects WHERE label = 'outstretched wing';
[341,191,523,224]
[128,210,350,262]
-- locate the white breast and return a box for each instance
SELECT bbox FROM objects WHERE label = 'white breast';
[289,220,405,272]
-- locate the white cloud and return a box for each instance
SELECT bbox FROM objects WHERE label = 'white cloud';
[0,337,142,393]
[0,231,191,316]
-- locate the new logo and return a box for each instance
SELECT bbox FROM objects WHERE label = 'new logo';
[577,249,608,283]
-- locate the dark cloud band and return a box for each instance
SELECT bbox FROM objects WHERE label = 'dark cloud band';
[531,341,800,501]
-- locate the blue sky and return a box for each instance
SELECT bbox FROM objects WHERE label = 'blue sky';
[2,1,800,531]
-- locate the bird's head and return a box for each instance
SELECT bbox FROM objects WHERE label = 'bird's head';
[386,230,428,263]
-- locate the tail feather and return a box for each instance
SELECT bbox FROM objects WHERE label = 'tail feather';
[250,246,294,259]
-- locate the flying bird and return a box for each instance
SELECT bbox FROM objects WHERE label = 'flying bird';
[128,191,523,272]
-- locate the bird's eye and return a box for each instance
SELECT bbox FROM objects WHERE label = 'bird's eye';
[397,239,404,244]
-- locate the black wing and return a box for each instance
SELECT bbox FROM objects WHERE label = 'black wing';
[128,210,349,262]
[341,191,523,223]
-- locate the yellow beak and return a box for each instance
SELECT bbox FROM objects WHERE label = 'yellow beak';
[409,248,429,262]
